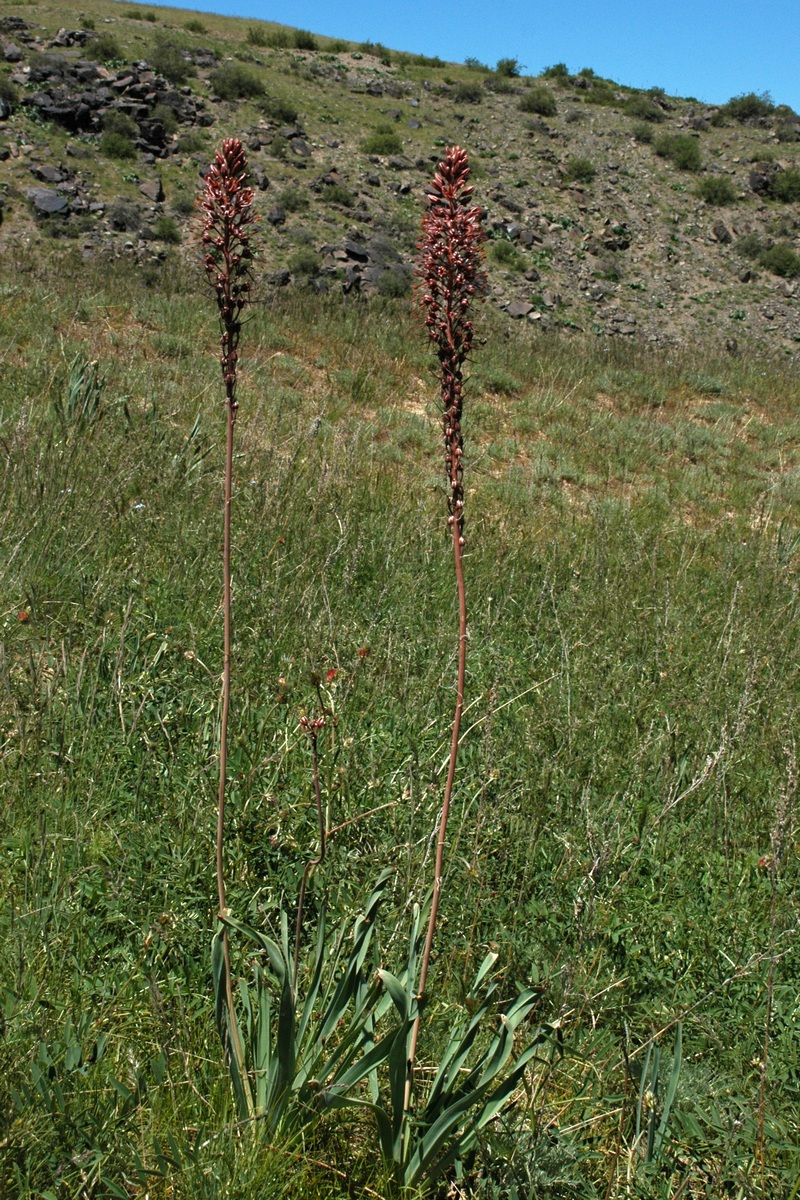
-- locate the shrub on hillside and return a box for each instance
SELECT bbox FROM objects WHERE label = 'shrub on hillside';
[102,109,138,138]
[150,36,195,83]
[655,133,702,171]
[696,175,738,205]
[542,62,569,79]
[94,33,123,63]
[278,184,309,212]
[294,30,318,51]
[361,124,403,155]
[724,91,774,121]
[261,94,299,123]
[184,18,206,33]
[287,247,320,276]
[151,102,179,135]
[565,156,596,183]
[632,123,654,143]
[152,215,181,243]
[321,183,354,207]
[0,76,20,108]
[100,131,136,159]
[624,94,665,122]
[771,167,800,202]
[489,239,526,271]
[453,81,483,104]
[210,63,264,100]
[760,242,800,277]
[495,57,521,77]
[518,86,557,116]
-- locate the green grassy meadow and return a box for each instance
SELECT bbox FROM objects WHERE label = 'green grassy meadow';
[1,241,800,1197]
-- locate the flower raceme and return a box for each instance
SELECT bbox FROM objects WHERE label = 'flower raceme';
[417,145,486,543]
[200,138,257,413]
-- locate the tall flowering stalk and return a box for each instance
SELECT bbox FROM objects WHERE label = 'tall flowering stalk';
[407,146,485,1109]
[201,138,256,1099]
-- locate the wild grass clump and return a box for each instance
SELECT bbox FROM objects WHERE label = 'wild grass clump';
[149,34,196,83]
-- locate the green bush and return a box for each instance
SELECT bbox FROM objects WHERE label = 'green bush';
[287,247,319,276]
[151,102,178,135]
[378,267,412,297]
[723,91,774,121]
[100,131,137,159]
[624,94,665,122]
[176,129,208,153]
[518,86,557,116]
[0,76,19,107]
[184,18,206,33]
[585,82,619,106]
[150,37,195,84]
[321,183,354,207]
[464,57,489,71]
[760,242,800,277]
[655,133,702,171]
[361,124,403,155]
[453,81,483,104]
[294,29,318,51]
[261,94,299,123]
[79,15,95,30]
[94,33,123,63]
[632,123,654,143]
[696,175,738,205]
[102,109,138,138]
[542,62,569,79]
[490,239,526,271]
[736,232,763,261]
[152,215,181,243]
[771,168,800,202]
[775,123,800,143]
[565,155,596,183]
[209,63,264,100]
[246,24,270,46]
[495,57,521,78]
[278,184,309,212]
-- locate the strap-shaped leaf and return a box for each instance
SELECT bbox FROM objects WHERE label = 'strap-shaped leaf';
[211,925,253,1120]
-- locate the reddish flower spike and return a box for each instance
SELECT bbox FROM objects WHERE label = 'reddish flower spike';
[416,146,485,542]
[200,138,257,414]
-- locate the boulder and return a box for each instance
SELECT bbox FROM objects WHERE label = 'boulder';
[139,176,165,202]
[27,187,69,215]
[4,42,23,62]
[507,300,533,318]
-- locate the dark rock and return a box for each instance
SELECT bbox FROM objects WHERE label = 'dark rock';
[268,269,291,286]
[4,43,23,62]
[197,110,214,127]
[0,98,10,121]
[140,176,164,202]
[387,156,414,170]
[507,300,533,318]
[524,267,541,282]
[290,137,311,157]
[252,168,269,191]
[711,219,732,244]
[739,268,753,283]
[267,206,286,226]
[343,238,369,261]
[27,187,69,215]
[365,172,380,186]
[30,164,66,183]
[408,119,421,129]
[0,17,30,32]
[749,164,777,196]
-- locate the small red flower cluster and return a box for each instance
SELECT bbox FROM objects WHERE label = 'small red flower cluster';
[200,138,257,412]
[417,146,485,542]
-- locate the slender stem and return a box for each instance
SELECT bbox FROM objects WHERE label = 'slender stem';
[293,726,327,992]
[217,392,239,1062]
[405,508,467,1113]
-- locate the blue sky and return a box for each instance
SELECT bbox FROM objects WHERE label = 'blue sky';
[144,0,800,111]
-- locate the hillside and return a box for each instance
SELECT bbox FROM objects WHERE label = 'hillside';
[1,0,800,351]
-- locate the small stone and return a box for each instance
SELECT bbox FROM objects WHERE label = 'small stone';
[4,43,23,62]
[507,300,533,318]
[267,205,286,226]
